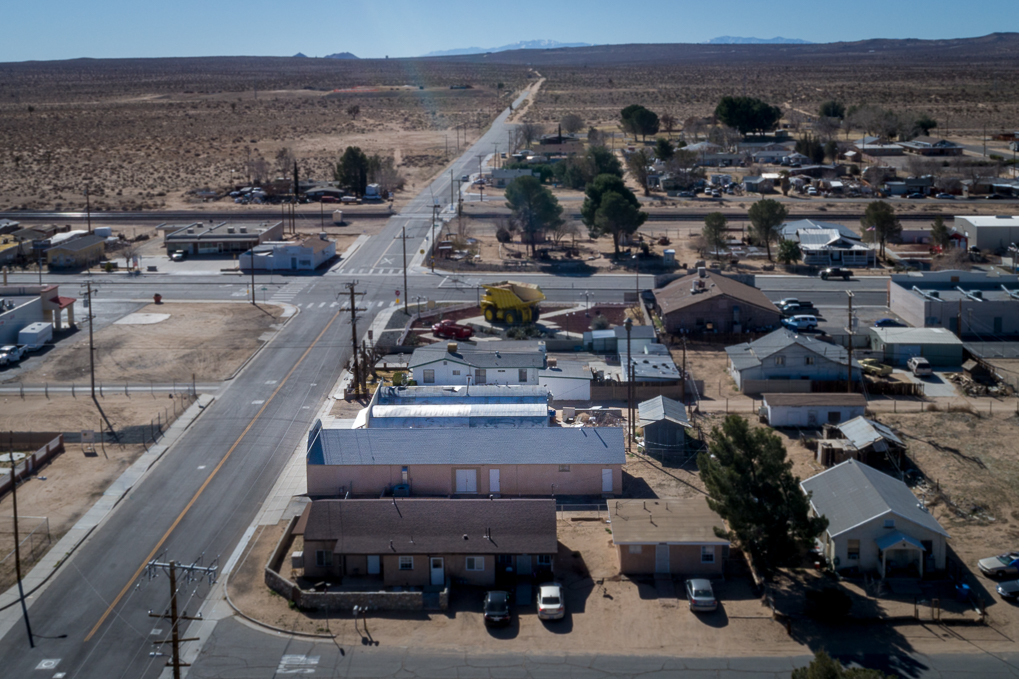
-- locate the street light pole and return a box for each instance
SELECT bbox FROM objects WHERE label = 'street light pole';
[85,187,92,234]
[401,226,408,315]
[624,317,633,452]
[8,440,34,649]
[846,290,854,392]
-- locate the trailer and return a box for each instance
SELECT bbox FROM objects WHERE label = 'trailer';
[18,322,53,351]
[480,281,545,325]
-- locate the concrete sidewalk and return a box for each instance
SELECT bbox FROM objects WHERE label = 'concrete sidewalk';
[0,393,216,641]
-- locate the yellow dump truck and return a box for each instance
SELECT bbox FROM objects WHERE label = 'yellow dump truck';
[480,281,545,324]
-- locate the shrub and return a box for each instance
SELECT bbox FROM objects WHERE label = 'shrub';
[591,314,611,330]
[496,226,513,243]
[392,371,406,386]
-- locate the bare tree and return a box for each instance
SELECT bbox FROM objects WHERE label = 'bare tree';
[683,116,706,142]
[625,149,653,196]
[813,116,841,141]
[520,122,544,148]
[549,220,580,247]
[660,113,677,137]
[587,127,604,147]
[346,104,361,120]
[246,154,269,184]
[560,114,584,134]
[274,147,295,177]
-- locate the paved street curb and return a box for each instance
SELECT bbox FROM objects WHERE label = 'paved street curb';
[0,393,216,639]
[223,303,298,381]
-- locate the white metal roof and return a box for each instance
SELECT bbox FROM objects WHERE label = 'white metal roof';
[371,403,548,419]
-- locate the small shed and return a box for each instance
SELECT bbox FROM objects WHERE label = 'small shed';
[609,497,729,576]
[762,393,867,428]
[869,327,965,367]
[637,395,691,456]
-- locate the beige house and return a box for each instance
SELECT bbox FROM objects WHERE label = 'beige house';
[46,234,106,270]
[609,497,729,576]
[801,459,949,578]
[653,270,782,335]
[298,498,557,586]
[306,423,625,498]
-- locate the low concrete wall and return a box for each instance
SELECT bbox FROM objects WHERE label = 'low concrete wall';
[263,515,449,612]
[591,382,685,401]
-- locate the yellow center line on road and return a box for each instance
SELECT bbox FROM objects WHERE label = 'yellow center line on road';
[84,310,341,642]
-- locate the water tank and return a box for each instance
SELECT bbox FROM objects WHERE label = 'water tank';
[332,210,344,225]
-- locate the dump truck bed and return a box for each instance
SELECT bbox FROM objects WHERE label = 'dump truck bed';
[481,281,545,305]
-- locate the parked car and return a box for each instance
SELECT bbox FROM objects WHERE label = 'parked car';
[859,358,893,377]
[906,192,926,199]
[979,552,1019,578]
[820,267,853,281]
[0,345,24,363]
[536,583,565,620]
[997,580,1019,600]
[483,590,512,626]
[677,191,695,198]
[685,579,718,613]
[782,315,819,331]
[780,302,816,316]
[907,356,933,376]
[874,318,905,328]
[171,250,187,262]
[461,175,470,183]
[710,189,721,198]
[986,193,1005,200]
[431,319,474,339]
[936,193,955,200]
[777,298,801,309]
[319,195,339,203]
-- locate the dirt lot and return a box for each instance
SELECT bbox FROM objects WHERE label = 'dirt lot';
[20,302,283,384]
[0,58,529,212]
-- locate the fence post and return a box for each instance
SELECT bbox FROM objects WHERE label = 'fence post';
[20,383,23,399]
[125,383,128,397]
[45,382,48,399]
[100,382,104,398]
[72,383,75,398]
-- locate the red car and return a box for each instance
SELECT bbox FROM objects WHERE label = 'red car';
[432,319,474,339]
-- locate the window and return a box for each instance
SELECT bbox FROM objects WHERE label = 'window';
[399,556,414,570]
[422,369,435,384]
[558,464,571,472]
[518,368,528,382]
[804,356,815,365]
[452,369,460,376]
[775,356,786,366]
[475,368,486,384]
[847,540,861,560]
[315,550,332,567]
[497,554,513,567]
[701,546,715,563]
[537,554,552,567]
[883,519,895,529]
[629,545,643,554]
[465,556,484,571]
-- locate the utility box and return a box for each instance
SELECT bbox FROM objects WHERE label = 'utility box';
[291,551,304,569]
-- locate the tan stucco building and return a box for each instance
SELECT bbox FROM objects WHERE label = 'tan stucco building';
[609,497,729,576]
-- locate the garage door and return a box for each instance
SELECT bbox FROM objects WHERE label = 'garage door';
[455,469,477,493]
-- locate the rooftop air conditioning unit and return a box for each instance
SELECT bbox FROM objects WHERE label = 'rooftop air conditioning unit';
[239,227,248,233]
[227,227,235,234]
[547,357,558,368]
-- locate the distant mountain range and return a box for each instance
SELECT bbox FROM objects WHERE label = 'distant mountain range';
[423,40,592,57]
[705,36,814,45]
[292,51,359,59]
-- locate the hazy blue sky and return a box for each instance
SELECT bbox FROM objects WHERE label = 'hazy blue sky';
[2,0,1012,62]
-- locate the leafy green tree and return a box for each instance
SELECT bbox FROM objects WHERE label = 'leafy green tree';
[625,149,653,196]
[824,140,840,162]
[930,215,951,250]
[699,416,828,579]
[346,104,361,120]
[795,135,825,164]
[914,114,938,136]
[792,651,895,679]
[655,137,675,162]
[714,96,782,135]
[587,146,624,178]
[334,146,369,196]
[860,200,901,259]
[702,212,728,257]
[620,104,660,142]
[747,198,788,261]
[594,192,647,257]
[582,175,646,257]
[819,100,846,120]
[777,239,802,265]
[504,175,564,257]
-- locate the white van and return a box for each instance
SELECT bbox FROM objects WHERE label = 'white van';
[782,315,818,331]
[907,356,932,376]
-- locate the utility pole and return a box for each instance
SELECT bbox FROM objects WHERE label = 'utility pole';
[9,437,34,648]
[846,291,854,392]
[401,227,408,315]
[624,317,633,452]
[431,204,440,273]
[81,281,98,398]
[344,282,366,397]
[85,187,92,234]
[247,246,256,306]
[147,558,217,679]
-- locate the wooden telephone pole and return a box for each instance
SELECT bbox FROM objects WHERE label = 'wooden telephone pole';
[846,291,855,392]
[147,557,218,679]
[344,282,367,397]
[8,435,34,648]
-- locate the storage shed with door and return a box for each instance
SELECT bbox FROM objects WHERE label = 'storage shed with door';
[761,393,867,428]
[869,327,965,367]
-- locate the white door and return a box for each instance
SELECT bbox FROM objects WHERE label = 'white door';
[601,469,613,493]
[489,468,500,493]
[367,555,380,575]
[655,544,670,573]
[430,557,444,585]
[455,469,477,493]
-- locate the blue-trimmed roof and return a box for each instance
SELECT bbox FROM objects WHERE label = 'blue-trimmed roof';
[307,426,625,466]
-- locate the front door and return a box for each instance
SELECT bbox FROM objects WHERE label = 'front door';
[489,468,500,494]
[291,256,297,270]
[516,554,532,576]
[455,469,477,493]
[430,557,444,586]
[807,410,818,426]
[367,555,380,575]
[655,544,670,573]
[602,469,613,493]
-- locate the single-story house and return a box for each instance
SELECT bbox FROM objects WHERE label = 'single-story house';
[299,498,557,586]
[743,176,774,193]
[654,270,782,335]
[637,396,690,456]
[794,229,875,268]
[537,359,594,401]
[869,327,965,367]
[410,342,546,387]
[897,136,964,156]
[583,324,657,355]
[609,497,729,576]
[164,221,284,255]
[619,344,682,383]
[726,328,859,393]
[490,168,537,188]
[364,384,552,429]
[778,219,863,243]
[306,423,625,497]
[239,235,335,272]
[761,393,867,428]
[45,233,106,270]
[801,459,949,577]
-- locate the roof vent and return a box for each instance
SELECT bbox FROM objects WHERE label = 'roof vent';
[547,357,558,368]
[240,227,248,233]
[447,342,458,354]
[186,228,194,233]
